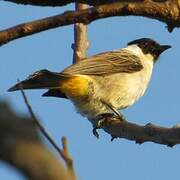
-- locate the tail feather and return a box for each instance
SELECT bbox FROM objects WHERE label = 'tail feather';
[8,69,68,92]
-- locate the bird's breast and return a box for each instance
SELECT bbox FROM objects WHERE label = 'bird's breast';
[115,57,154,108]
[92,58,154,109]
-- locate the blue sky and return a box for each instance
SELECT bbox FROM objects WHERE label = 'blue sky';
[1,2,180,180]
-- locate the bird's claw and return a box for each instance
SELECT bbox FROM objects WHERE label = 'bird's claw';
[93,126,100,139]
[111,135,118,141]
[92,119,106,138]
[92,113,114,139]
[92,113,125,139]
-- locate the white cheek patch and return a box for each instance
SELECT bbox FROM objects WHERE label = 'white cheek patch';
[144,53,154,62]
[125,45,154,64]
[124,45,145,57]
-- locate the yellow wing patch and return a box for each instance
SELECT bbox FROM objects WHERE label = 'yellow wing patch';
[59,75,90,99]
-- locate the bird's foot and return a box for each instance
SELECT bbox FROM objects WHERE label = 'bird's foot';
[92,126,100,139]
[92,113,115,138]
[111,135,118,141]
[92,112,126,139]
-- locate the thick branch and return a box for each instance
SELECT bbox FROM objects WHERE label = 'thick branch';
[0,101,70,180]
[5,0,78,6]
[4,0,143,7]
[1,0,180,46]
[92,116,180,147]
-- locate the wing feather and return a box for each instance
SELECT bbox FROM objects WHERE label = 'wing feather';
[63,49,143,75]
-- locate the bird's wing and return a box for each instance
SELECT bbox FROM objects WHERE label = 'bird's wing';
[63,49,143,76]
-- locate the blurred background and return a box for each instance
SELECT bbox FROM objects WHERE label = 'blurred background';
[1,2,180,179]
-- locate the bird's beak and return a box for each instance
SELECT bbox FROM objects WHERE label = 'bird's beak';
[160,45,171,53]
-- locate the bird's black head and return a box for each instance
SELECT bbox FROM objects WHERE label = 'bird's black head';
[128,38,171,61]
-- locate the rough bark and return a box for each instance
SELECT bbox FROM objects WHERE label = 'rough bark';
[91,116,180,147]
[1,0,180,46]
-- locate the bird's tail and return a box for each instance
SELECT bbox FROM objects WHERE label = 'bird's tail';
[8,69,70,92]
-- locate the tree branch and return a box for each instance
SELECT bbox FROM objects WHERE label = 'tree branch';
[18,79,63,155]
[4,0,143,7]
[18,80,76,179]
[0,101,70,180]
[72,3,89,63]
[61,137,76,180]
[5,0,76,6]
[91,115,180,147]
[1,0,180,46]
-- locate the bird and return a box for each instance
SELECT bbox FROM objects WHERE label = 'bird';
[8,38,171,135]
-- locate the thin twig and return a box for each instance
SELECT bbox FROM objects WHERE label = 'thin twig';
[61,136,73,167]
[18,79,63,154]
[61,137,76,180]
[17,79,74,169]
